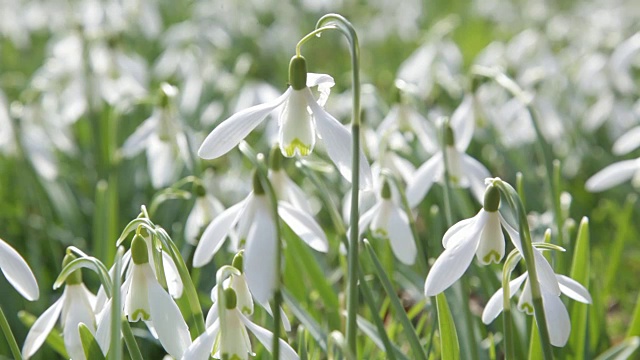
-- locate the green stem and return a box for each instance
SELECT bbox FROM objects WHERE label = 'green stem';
[494,180,554,360]
[439,123,454,227]
[121,320,143,360]
[109,247,124,360]
[315,13,362,355]
[501,249,522,360]
[0,306,23,360]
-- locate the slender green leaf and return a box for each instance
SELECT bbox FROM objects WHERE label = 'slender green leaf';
[79,323,106,360]
[436,293,460,360]
[568,217,590,360]
[282,288,328,351]
[356,315,410,360]
[364,240,428,360]
[594,337,640,360]
[528,321,544,360]
[627,292,640,338]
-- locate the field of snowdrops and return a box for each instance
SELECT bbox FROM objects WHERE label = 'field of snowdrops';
[1,0,639,359]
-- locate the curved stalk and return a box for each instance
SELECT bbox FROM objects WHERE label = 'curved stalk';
[0,306,23,360]
[313,14,363,355]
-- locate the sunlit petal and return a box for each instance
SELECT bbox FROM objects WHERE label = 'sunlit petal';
[476,212,505,265]
[241,314,300,360]
[387,204,416,265]
[278,201,328,253]
[193,200,245,267]
[148,278,191,358]
[612,126,640,155]
[585,159,640,192]
[557,275,592,304]
[244,204,277,305]
[482,273,528,324]
[450,94,475,152]
[22,296,65,358]
[180,320,219,360]
[533,249,561,296]
[406,152,443,208]
[542,291,571,347]
[162,251,184,298]
[121,115,157,157]
[0,239,39,301]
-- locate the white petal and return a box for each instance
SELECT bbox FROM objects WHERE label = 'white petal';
[406,152,443,208]
[356,202,380,238]
[241,314,300,360]
[95,299,113,355]
[517,279,534,314]
[306,90,373,190]
[556,275,592,304]
[146,134,179,189]
[279,89,316,157]
[482,273,528,324]
[306,73,335,107]
[585,159,640,192]
[450,94,475,152]
[424,219,483,296]
[407,109,439,154]
[220,310,252,359]
[205,304,219,328]
[270,170,312,214]
[542,291,571,347]
[148,277,191,358]
[461,153,492,204]
[442,214,478,248]
[22,296,64,358]
[198,89,291,159]
[476,212,505,265]
[0,239,39,301]
[278,202,328,253]
[181,321,219,360]
[162,251,184,298]
[231,274,254,316]
[121,115,158,157]
[185,199,206,246]
[125,264,151,322]
[499,214,523,253]
[613,126,640,155]
[63,286,96,360]
[193,200,244,267]
[387,204,417,265]
[244,204,277,305]
[533,250,561,296]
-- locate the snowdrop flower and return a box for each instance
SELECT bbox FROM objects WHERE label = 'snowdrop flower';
[612,125,640,156]
[357,180,416,265]
[121,83,191,188]
[123,235,191,359]
[185,182,224,245]
[425,184,516,296]
[406,96,491,208]
[198,55,372,189]
[0,238,39,301]
[268,148,313,214]
[193,171,328,304]
[181,287,299,360]
[23,254,97,360]
[585,158,640,192]
[482,254,591,347]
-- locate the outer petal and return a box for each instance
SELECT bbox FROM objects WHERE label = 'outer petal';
[476,211,505,265]
[306,90,373,190]
[22,296,65,358]
[406,152,443,208]
[198,89,291,159]
[62,286,96,360]
[193,200,244,267]
[424,214,485,296]
[442,213,479,248]
[450,94,475,152]
[533,249,561,296]
[278,202,328,253]
[146,134,179,189]
[121,114,157,157]
[482,273,528,324]
[148,278,191,358]
[241,314,300,360]
[95,299,113,355]
[585,159,640,192]
[387,204,417,265]
[557,275,592,304]
[542,291,571,347]
[162,251,184,298]
[356,202,381,238]
[180,320,220,360]
[612,126,640,155]
[244,204,277,305]
[461,153,492,204]
[0,239,39,301]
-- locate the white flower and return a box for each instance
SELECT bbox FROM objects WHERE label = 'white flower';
[357,180,416,265]
[185,185,225,246]
[268,152,313,214]
[198,56,372,189]
[121,83,191,189]
[613,125,640,156]
[22,255,97,360]
[193,172,328,304]
[585,158,640,192]
[0,238,39,301]
[424,184,544,296]
[377,102,439,154]
[123,236,191,359]
[406,96,491,208]
[482,256,591,347]
[181,288,299,360]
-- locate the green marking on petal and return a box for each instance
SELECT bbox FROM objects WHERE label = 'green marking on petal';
[242,306,252,314]
[483,250,501,264]
[283,138,312,157]
[520,303,534,315]
[130,309,150,321]
[373,228,388,238]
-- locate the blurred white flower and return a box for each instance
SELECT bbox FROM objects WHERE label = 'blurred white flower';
[0,238,39,301]
[22,255,97,360]
[198,56,372,189]
[185,185,225,246]
[585,158,640,192]
[612,125,640,156]
[357,180,416,265]
[123,236,191,359]
[193,172,328,304]
[482,254,591,347]
[406,96,491,207]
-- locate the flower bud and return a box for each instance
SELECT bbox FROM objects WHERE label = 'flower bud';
[381,180,392,199]
[62,253,82,285]
[232,251,244,273]
[483,185,500,212]
[224,288,238,310]
[444,124,456,147]
[131,235,150,265]
[269,146,284,171]
[193,182,206,198]
[252,171,265,195]
[288,56,308,91]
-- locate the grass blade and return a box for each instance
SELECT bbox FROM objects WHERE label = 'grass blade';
[436,293,460,360]
[568,217,590,359]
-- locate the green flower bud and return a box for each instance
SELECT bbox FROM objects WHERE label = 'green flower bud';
[224,288,237,310]
[232,251,244,273]
[131,235,150,265]
[381,180,392,199]
[269,146,284,171]
[444,124,456,147]
[289,56,308,91]
[63,253,82,285]
[252,171,265,195]
[483,185,500,212]
[193,182,207,198]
